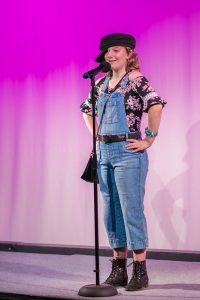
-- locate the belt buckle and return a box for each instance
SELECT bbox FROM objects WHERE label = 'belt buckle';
[118,135,125,142]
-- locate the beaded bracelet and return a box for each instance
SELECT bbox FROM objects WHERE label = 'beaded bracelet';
[145,127,158,137]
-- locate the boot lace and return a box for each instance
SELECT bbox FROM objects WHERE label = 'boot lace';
[106,259,120,280]
[129,262,142,283]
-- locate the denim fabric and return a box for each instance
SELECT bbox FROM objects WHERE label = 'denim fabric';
[97,74,149,250]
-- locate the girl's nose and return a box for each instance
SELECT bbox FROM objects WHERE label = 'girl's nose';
[106,50,113,58]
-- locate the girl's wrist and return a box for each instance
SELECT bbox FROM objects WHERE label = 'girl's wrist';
[145,127,158,137]
[144,136,155,146]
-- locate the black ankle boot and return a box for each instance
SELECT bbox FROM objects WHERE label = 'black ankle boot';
[103,258,128,287]
[125,260,149,291]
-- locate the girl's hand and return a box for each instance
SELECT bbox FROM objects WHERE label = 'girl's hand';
[125,137,154,153]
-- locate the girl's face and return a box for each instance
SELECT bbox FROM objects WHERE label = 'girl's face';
[104,46,129,72]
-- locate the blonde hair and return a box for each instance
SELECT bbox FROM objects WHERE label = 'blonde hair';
[125,47,140,71]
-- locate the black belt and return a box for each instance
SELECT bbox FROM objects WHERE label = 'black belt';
[98,132,141,143]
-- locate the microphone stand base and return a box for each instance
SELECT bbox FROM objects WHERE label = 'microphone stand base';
[78,283,118,297]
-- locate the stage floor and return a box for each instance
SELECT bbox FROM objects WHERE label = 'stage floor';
[0,251,200,299]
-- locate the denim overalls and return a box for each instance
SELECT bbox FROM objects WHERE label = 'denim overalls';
[97,74,149,250]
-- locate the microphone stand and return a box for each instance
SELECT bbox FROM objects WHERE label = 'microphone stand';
[78,75,118,297]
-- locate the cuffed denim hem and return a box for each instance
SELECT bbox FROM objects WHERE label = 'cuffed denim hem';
[127,240,149,250]
[109,240,127,249]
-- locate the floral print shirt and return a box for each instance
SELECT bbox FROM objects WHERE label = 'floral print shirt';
[80,75,166,132]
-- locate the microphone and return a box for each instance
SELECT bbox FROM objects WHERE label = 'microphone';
[83,61,111,79]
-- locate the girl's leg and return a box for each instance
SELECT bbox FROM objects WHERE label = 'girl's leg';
[98,157,128,286]
[114,151,149,250]
[133,248,146,261]
[113,247,128,259]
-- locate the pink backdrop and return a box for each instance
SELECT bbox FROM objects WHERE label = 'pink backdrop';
[0,0,200,251]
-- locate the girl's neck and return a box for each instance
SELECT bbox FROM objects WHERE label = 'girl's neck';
[111,69,127,80]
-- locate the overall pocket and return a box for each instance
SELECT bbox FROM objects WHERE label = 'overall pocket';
[100,94,122,124]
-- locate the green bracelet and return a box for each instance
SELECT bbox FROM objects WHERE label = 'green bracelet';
[145,127,158,137]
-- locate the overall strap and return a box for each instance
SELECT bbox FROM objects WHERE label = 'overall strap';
[120,72,130,89]
[95,76,110,139]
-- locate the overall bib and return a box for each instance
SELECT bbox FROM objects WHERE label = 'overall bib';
[97,74,149,250]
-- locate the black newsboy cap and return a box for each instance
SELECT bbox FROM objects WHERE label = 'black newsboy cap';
[95,33,136,63]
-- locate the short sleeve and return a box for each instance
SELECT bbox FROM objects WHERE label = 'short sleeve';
[80,77,106,117]
[131,76,167,113]
[80,90,97,116]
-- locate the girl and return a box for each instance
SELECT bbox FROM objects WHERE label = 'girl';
[80,33,166,291]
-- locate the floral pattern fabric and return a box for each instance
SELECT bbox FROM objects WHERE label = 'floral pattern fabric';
[80,75,166,132]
